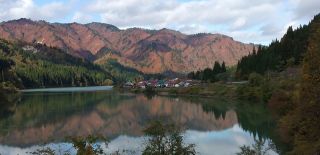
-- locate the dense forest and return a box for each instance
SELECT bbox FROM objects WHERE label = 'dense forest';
[235,14,320,154]
[236,17,310,79]
[0,39,113,89]
[100,59,168,84]
[0,39,177,90]
[187,61,227,82]
[278,14,320,154]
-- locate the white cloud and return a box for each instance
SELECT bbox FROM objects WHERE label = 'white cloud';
[72,12,93,24]
[83,0,297,44]
[177,24,208,34]
[232,17,247,30]
[291,0,320,20]
[0,0,70,22]
[0,0,319,44]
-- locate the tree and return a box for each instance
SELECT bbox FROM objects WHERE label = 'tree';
[187,61,227,82]
[187,71,195,79]
[276,14,320,154]
[143,121,196,155]
[29,135,108,155]
[203,68,212,81]
[212,61,222,74]
[236,14,313,79]
[221,61,226,72]
[0,58,14,81]
[289,14,320,154]
[236,138,273,155]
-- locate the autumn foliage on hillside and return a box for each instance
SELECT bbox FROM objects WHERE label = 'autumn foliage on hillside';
[278,14,320,154]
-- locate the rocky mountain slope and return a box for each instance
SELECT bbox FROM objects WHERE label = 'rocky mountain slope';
[0,18,255,73]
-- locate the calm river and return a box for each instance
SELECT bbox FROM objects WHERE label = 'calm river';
[0,86,279,155]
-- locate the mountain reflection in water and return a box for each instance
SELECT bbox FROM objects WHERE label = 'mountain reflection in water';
[0,88,278,155]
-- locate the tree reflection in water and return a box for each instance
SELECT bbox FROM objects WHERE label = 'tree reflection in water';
[0,90,283,154]
[30,121,196,155]
[29,135,108,155]
[236,138,276,155]
[142,121,196,155]
[0,92,19,120]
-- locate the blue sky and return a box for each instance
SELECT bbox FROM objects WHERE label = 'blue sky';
[0,0,319,45]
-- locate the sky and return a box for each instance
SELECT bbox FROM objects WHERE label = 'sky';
[0,0,319,45]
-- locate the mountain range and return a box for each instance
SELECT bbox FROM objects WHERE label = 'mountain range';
[0,18,255,73]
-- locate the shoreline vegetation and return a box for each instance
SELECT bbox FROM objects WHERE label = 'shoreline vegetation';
[233,14,320,154]
[120,82,240,99]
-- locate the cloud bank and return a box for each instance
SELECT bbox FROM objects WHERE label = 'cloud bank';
[0,0,319,44]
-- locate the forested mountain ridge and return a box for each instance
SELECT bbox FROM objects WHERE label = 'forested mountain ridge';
[275,14,320,154]
[236,14,318,79]
[233,13,320,154]
[0,19,255,73]
[0,39,113,88]
[284,14,320,153]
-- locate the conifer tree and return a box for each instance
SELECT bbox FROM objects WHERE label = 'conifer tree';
[213,61,222,74]
[291,14,320,154]
[221,62,226,72]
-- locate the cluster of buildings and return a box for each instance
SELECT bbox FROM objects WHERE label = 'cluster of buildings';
[123,78,200,89]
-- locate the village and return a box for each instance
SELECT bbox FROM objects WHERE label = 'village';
[123,78,201,89]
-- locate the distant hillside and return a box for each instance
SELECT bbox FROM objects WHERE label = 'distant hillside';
[0,39,113,88]
[0,19,255,73]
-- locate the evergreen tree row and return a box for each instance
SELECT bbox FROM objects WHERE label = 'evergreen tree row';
[236,14,318,79]
[187,61,226,82]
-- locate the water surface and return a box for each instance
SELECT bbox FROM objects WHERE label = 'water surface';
[0,86,278,155]
[20,86,113,92]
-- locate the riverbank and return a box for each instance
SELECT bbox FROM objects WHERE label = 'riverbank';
[0,82,18,94]
[20,86,113,93]
[121,82,240,98]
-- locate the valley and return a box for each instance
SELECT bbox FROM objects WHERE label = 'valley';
[0,6,319,154]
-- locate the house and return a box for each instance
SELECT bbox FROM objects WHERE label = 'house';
[124,82,134,88]
[166,78,180,88]
[184,82,190,87]
[157,80,166,88]
[178,81,185,86]
[36,38,45,44]
[123,78,196,89]
[137,81,147,89]
[145,79,157,88]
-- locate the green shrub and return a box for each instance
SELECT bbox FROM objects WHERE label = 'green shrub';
[248,73,264,86]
